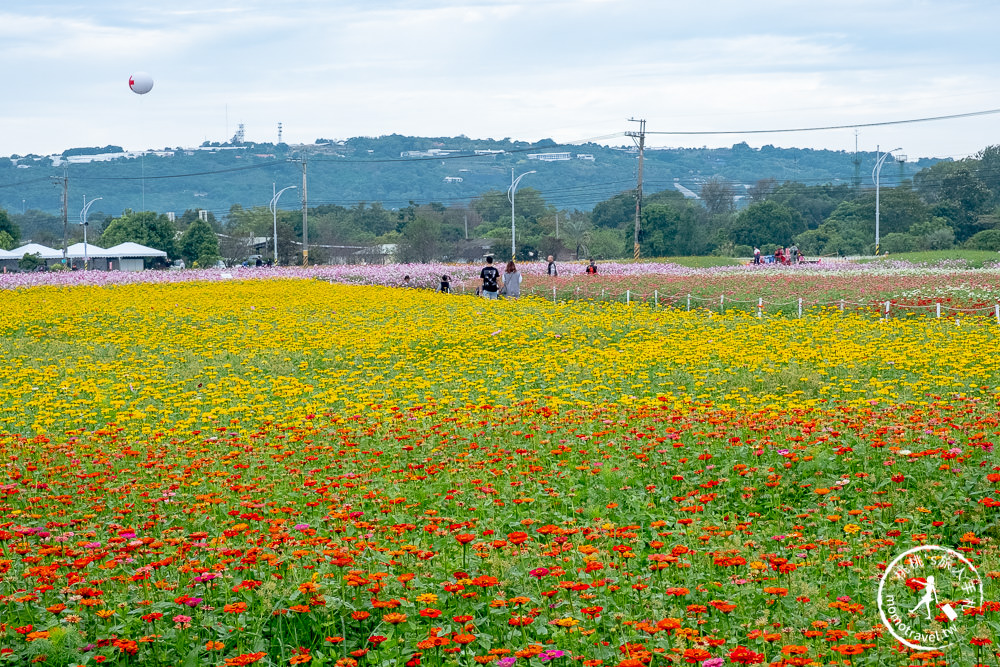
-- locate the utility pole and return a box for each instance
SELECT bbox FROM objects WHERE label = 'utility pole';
[555,211,559,240]
[61,168,68,262]
[464,214,468,240]
[301,159,308,266]
[626,118,646,260]
[851,130,861,189]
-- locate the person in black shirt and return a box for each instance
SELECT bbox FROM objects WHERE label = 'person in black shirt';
[585,259,597,274]
[480,256,501,299]
[547,255,557,276]
[440,275,451,293]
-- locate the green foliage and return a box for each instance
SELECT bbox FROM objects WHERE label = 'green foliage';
[879,232,918,254]
[179,218,221,266]
[398,216,441,263]
[699,177,737,216]
[586,227,627,259]
[640,201,707,256]
[10,209,60,246]
[99,210,178,258]
[767,182,854,228]
[0,230,14,251]
[964,229,1000,251]
[18,252,42,271]
[729,200,804,247]
[0,208,18,246]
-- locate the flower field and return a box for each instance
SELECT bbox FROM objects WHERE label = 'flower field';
[0,276,998,666]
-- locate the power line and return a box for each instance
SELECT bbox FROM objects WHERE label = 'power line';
[646,107,1000,136]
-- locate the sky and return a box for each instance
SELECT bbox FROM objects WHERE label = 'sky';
[3,0,1000,160]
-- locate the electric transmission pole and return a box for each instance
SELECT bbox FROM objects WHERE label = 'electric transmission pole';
[851,130,861,189]
[626,118,646,260]
[62,168,69,262]
[301,159,308,266]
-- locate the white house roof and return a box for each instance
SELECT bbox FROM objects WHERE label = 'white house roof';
[0,248,13,258]
[103,242,168,258]
[66,243,112,258]
[8,243,64,259]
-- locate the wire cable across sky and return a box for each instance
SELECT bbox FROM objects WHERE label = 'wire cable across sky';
[646,107,1000,136]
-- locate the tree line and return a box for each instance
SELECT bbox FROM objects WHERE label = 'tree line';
[2,144,999,263]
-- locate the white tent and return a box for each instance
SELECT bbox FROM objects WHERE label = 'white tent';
[66,243,113,258]
[103,242,168,272]
[9,243,64,260]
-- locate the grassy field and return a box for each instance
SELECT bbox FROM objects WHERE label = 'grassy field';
[0,278,997,666]
[856,249,1000,268]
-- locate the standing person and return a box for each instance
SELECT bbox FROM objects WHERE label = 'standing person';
[440,274,451,293]
[753,247,761,265]
[546,255,558,277]
[503,260,522,298]
[585,259,597,274]
[480,256,501,299]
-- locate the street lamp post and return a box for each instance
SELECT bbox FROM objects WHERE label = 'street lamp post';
[80,195,102,270]
[507,169,536,260]
[269,183,297,264]
[872,145,902,255]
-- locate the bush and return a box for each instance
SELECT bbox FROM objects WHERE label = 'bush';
[732,244,753,258]
[17,253,43,271]
[880,233,917,254]
[964,229,1000,251]
[922,227,955,250]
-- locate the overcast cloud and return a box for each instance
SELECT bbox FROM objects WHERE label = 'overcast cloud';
[2,0,999,158]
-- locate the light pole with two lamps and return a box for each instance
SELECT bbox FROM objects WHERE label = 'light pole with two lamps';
[872,146,904,255]
[269,183,297,265]
[507,169,536,260]
[80,196,102,270]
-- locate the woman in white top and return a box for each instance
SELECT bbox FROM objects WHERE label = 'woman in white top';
[503,260,522,298]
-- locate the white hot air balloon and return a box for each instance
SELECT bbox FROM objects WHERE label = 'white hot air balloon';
[129,72,154,95]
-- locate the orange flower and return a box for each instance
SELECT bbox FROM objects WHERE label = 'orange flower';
[225,652,268,666]
[383,612,407,624]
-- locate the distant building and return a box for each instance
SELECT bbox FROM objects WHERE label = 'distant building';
[443,176,464,183]
[400,149,461,158]
[576,154,595,161]
[527,152,571,162]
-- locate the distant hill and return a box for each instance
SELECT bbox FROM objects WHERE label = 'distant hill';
[0,136,940,218]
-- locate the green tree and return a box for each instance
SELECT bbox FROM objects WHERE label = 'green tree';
[0,209,19,247]
[472,190,510,223]
[18,253,43,271]
[768,182,854,229]
[592,191,637,229]
[399,216,441,263]
[586,228,627,259]
[179,219,222,266]
[0,230,14,251]
[641,202,707,256]
[728,201,804,247]
[99,210,178,258]
[699,178,737,216]
[965,229,1000,251]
